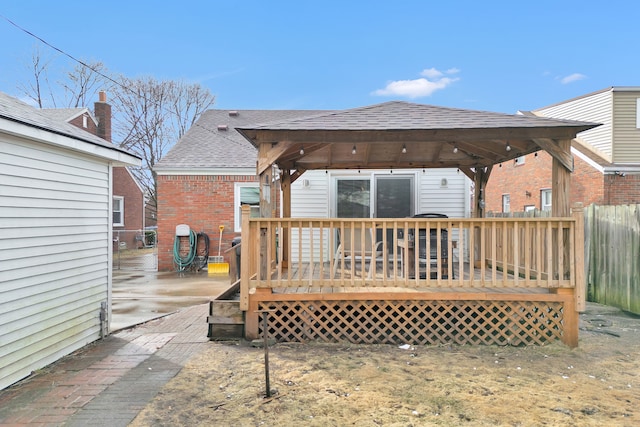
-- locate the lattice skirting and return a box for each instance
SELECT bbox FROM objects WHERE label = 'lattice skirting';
[257,300,565,346]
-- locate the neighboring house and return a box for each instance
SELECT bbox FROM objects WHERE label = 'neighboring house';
[486,87,640,213]
[154,105,472,271]
[41,92,147,249]
[0,92,140,390]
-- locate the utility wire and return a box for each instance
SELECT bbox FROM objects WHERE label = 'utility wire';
[1,14,125,93]
[0,14,250,150]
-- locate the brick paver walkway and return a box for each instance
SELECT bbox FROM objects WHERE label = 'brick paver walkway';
[0,303,210,427]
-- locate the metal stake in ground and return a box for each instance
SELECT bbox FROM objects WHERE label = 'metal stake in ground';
[257,309,275,398]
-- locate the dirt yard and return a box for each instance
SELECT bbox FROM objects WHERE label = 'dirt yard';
[130,303,639,426]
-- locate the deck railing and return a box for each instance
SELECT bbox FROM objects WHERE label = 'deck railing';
[239,206,585,305]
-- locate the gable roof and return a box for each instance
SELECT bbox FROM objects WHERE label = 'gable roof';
[0,92,139,163]
[40,107,98,126]
[155,109,330,172]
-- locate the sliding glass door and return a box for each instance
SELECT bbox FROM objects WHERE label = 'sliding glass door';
[374,176,413,219]
[335,174,414,254]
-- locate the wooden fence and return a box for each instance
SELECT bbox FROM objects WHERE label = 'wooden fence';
[491,205,640,315]
[584,204,640,314]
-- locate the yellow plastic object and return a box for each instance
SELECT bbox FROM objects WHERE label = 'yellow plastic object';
[208,259,229,275]
[208,225,229,275]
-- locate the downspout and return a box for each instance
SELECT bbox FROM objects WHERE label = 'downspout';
[105,162,113,337]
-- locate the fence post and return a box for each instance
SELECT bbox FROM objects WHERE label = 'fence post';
[572,203,585,312]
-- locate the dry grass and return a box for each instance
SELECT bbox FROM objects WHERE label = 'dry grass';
[131,311,640,427]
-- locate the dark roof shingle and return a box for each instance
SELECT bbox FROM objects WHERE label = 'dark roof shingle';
[155,109,330,170]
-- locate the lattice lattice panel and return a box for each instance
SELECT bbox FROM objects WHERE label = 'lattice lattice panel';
[257,300,565,346]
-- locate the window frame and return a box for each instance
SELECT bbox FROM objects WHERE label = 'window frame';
[502,194,510,213]
[113,196,124,226]
[234,183,260,232]
[541,189,552,212]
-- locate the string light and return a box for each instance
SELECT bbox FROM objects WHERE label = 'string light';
[299,145,305,155]
[453,146,458,154]
[402,144,407,154]
[352,145,357,155]
[506,143,512,152]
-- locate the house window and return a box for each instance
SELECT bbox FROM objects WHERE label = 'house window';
[502,194,510,213]
[524,205,536,212]
[113,196,124,226]
[337,178,371,218]
[541,189,552,212]
[82,114,88,128]
[235,183,260,231]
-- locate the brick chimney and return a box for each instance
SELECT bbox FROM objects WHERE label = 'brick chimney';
[94,90,112,142]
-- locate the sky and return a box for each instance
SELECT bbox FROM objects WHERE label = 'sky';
[0,0,638,114]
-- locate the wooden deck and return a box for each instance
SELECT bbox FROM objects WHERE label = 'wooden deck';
[239,213,585,348]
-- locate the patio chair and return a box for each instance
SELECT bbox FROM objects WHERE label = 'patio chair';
[333,227,384,278]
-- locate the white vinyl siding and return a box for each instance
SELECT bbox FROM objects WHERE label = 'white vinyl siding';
[288,169,470,262]
[0,136,110,390]
[417,168,469,218]
[290,171,331,262]
[535,89,613,157]
[611,92,640,163]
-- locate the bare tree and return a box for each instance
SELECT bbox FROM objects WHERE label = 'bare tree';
[110,76,216,210]
[18,48,110,109]
[168,80,217,138]
[17,48,56,108]
[17,51,215,209]
[61,61,112,108]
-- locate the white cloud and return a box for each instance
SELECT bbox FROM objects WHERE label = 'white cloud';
[420,67,443,79]
[560,73,587,84]
[373,67,460,99]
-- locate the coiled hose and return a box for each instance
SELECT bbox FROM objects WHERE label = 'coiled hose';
[196,231,210,270]
[173,229,197,271]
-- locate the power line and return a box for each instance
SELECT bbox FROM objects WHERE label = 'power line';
[1,14,125,92]
[0,14,251,151]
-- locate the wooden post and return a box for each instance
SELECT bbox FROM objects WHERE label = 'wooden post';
[554,288,578,348]
[280,169,291,268]
[552,139,572,280]
[244,291,260,340]
[572,203,586,312]
[240,205,251,311]
[472,167,492,267]
[259,170,271,280]
[244,288,272,340]
[551,139,572,217]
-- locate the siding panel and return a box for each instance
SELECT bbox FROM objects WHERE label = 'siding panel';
[535,90,612,157]
[612,92,640,163]
[287,169,470,262]
[0,137,110,390]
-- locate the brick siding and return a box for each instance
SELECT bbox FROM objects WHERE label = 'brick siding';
[68,114,99,136]
[485,150,606,213]
[157,174,258,271]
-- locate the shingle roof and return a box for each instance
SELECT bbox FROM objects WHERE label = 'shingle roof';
[242,101,596,131]
[40,107,90,123]
[155,109,330,170]
[0,92,136,159]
